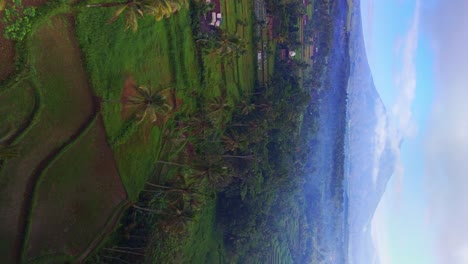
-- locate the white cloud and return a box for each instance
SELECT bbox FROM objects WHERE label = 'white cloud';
[454,244,468,264]
[391,0,420,140]
[371,195,392,264]
[370,0,420,207]
[423,1,468,263]
[372,100,387,186]
[371,1,420,262]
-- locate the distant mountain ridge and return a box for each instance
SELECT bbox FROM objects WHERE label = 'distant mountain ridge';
[345,1,399,263]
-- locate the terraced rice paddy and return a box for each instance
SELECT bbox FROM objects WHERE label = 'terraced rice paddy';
[0,0,256,261]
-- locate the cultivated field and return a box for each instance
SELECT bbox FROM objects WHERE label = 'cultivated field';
[0,0,256,261]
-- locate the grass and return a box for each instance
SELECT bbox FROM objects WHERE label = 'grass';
[271,238,294,264]
[221,0,255,96]
[147,196,226,263]
[0,0,256,261]
[75,1,255,200]
[182,198,226,263]
[75,7,201,200]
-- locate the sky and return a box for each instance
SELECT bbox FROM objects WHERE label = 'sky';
[361,0,468,263]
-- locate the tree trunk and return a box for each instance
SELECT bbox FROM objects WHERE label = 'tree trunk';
[221,154,255,160]
[132,204,159,213]
[86,0,130,8]
[104,248,145,256]
[103,255,131,264]
[154,160,187,168]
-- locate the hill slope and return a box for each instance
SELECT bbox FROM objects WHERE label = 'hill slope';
[345,1,399,263]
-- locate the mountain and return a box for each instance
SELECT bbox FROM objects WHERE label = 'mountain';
[345,1,399,263]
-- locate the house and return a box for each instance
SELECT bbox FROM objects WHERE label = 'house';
[280,48,296,60]
[205,0,223,27]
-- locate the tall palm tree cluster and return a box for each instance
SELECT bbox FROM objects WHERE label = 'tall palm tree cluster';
[87,0,188,31]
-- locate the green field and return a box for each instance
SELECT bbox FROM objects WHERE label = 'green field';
[0,0,257,262]
[75,0,255,201]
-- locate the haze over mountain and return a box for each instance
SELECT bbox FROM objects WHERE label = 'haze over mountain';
[345,1,399,263]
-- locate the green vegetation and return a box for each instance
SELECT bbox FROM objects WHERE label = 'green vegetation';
[85,0,188,32]
[217,58,312,263]
[0,0,337,262]
[2,0,36,41]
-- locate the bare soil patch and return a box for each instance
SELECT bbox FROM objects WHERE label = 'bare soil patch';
[120,76,137,120]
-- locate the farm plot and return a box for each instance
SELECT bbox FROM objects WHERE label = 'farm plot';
[75,3,254,200]
[216,0,255,101]
[0,14,129,263]
[75,8,203,200]
[0,15,96,263]
[0,82,37,143]
[25,115,127,261]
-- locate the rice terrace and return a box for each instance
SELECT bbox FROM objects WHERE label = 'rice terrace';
[0,0,355,262]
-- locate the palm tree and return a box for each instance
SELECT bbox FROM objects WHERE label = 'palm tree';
[154,159,231,188]
[86,0,188,32]
[221,131,247,152]
[205,97,231,127]
[145,180,206,199]
[197,31,246,57]
[122,84,173,124]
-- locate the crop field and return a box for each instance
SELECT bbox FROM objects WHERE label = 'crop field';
[0,12,130,262]
[26,115,127,261]
[75,0,255,201]
[0,0,256,261]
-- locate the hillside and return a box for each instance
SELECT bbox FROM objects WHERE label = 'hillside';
[300,0,350,262]
[345,0,399,263]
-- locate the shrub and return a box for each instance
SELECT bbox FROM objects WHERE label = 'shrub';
[2,2,37,41]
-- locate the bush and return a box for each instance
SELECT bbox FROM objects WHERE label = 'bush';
[2,2,37,41]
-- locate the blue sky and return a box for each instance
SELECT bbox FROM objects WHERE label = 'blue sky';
[360,0,436,263]
[361,0,468,263]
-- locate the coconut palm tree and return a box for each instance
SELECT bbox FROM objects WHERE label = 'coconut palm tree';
[205,97,231,127]
[122,84,173,124]
[154,158,231,188]
[221,131,247,152]
[197,31,246,57]
[86,0,188,32]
